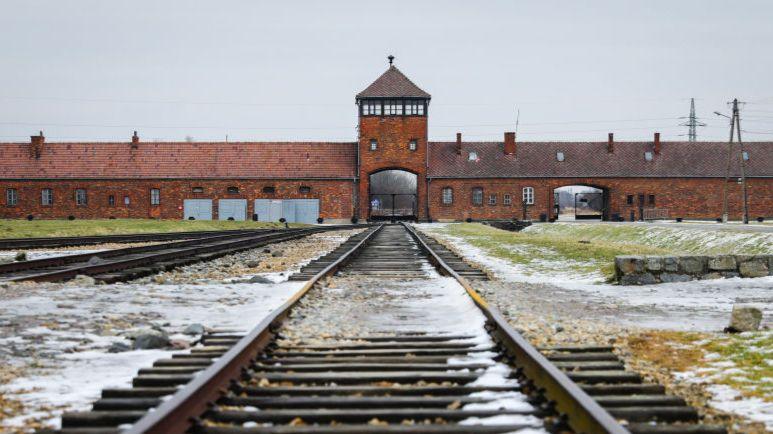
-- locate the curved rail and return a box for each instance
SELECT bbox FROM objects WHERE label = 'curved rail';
[402,222,629,434]
[124,224,385,434]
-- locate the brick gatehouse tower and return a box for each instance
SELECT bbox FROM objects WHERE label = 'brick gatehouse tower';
[355,57,431,220]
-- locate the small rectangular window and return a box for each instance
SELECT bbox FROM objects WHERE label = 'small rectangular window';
[742,151,749,161]
[442,187,453,205]
[638,194,645,205]
[370,139,377,151]
[644,151,653,161]
[192,187,204,193]
[262,186,276,194]
[124,195,131,206]
[227,186,239,194]
[468,151,478,161]
[503,194,512,205]
[648,194,655,206]
[472,187,483,205]
[41,188,53,205]
[418,103,424,115]
[626,195,634,205]
[556,152,565,162]
[6,188,18,206]
[488,194,497,205]
[522,187,534,205]
[150,188,160,206]
[75,189,87,206]
[409,140,417,151]
[299,186,312,194]
[108,195,115,206]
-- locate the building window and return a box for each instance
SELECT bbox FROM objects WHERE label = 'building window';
[626,195,634,205]
[556,152,565,162]
[384,100,403,116]
[41,188,53,205]
[150,188,160,206]
[503,194,512,205]
[75,189,87,206]
[644,151,653,161]
[370,139,377,151]
[262,186,276,194]
[472,187,483,205]
[404,101,425,116]
[488,194,496,205]
[124,196,131,206]
[409,140,417,151]
[742,151,749,161]
[299,186,312,194]
[468,151,478,161]
[6,188,18,206]
[522,187,534,205]
[227,186,239,194]
[192,187,204,193]
[442,187,453,205]
[108,195,115,206]
[648,194,655,206]
[361,100,382,116]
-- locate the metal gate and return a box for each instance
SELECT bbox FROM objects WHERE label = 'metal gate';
[218,199,247,221]
[254,199,319,223]
[183,199,213,220]
[574,192,604,220]
[369,194,417,220]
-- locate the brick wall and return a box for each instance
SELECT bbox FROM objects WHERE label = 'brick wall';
[428,177,773,221]
[0,179,354,221]
[358,115,428,220]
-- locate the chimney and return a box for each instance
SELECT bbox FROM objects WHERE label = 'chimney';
[654,132,661,155]
[30,131,44,159]
[607,133,614,153]
[131,130,140,144]
[504,132,516,155]
[456,132,462,155]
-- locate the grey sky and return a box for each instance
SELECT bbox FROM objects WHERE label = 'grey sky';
[1,0,772,143]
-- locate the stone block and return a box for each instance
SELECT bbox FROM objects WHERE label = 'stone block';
[679,256,706,275]
[663,256,679,272]
[700,272,723,280]
[616,256,644,275]
[708,255,736,271]
[620,272,657,285]
[721,271,740,279]
[645,256,663,272]
[660,273,692,283]
[727,305,763,332]
[739,258,769,278]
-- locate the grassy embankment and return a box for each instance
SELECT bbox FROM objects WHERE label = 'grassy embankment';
[432,222,773,279]
[0,219,305,239]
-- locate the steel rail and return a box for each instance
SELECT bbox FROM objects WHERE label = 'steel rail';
[123,224,385,434]
[4,226,351,283]
[0,229,266,250]
[402,222,630,434]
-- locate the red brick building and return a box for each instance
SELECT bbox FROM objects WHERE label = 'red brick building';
[1,63,772,222]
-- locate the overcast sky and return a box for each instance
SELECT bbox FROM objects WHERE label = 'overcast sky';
[1,0,772,143]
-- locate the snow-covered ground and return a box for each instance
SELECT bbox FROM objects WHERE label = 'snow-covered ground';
[0,249,106,261]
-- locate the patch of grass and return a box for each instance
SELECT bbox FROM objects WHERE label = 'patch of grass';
[0,219,305,239]
[438,223,668,278]
[628,330,773,401]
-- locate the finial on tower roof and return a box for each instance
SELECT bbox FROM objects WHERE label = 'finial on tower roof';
[388,55,394,66]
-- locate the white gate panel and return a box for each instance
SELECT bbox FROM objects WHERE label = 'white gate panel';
[183,199,213,220]
[218,199,247,221]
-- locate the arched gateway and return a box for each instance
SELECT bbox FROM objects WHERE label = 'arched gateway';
[368,169,418,220]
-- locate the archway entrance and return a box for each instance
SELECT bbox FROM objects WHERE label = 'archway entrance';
[553,185,608,221]
[368,169,418,221]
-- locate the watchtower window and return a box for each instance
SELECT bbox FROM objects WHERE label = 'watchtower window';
[227,186,239,194]
[362,100,382,116]
[409,140,417,151]
[384,100,403,116]
[405,101,425,116]
[370,139,377,151]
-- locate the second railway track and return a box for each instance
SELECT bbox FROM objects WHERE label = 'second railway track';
[45,223,727,434]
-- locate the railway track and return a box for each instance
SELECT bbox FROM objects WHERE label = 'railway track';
[0,226,348,283]
[44,223,726,434]
[0,229,268,250]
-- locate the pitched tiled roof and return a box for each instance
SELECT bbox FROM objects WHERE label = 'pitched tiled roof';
[356,66,431,99]
[428,141,773,178]
[0,142,357,179]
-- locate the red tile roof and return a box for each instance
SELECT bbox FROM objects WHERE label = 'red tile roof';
[428,141,773,178]
[356,66,431,99]
[0,142,358,179]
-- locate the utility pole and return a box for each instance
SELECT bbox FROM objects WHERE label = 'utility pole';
[717,99,748,224]
[734,99,749,224]
[679,98,705,142]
